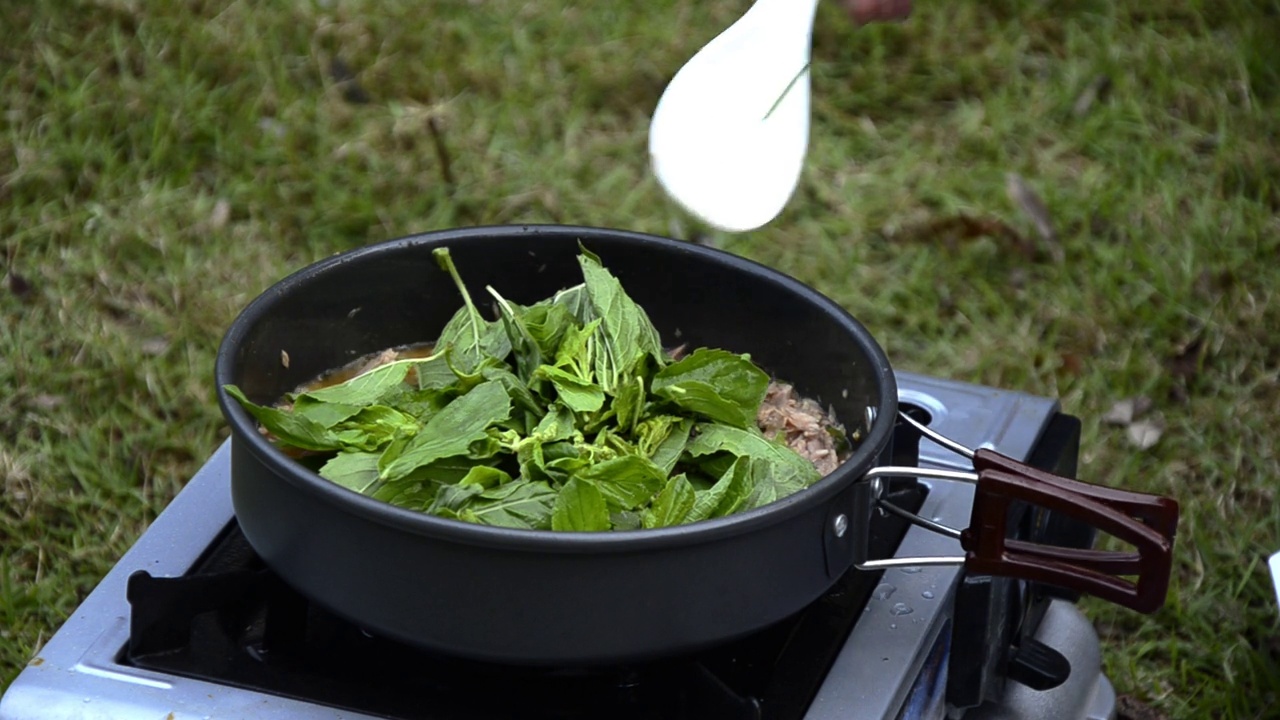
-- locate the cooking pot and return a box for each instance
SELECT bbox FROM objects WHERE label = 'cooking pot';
[215,225,1177,665]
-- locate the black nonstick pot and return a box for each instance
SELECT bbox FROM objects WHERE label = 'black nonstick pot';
[215,225,1178,665]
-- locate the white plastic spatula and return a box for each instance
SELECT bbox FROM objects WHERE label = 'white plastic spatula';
[649,0,822,233]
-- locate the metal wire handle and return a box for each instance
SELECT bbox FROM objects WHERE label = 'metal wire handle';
[853,411,980,570]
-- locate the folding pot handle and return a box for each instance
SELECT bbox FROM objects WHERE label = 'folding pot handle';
[961,449,1179,614]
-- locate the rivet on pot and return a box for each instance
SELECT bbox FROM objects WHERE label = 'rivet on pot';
[833,514,849,538]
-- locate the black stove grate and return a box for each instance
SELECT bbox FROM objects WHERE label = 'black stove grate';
[121,479,925,720]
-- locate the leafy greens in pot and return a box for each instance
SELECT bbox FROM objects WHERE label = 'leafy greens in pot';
[224,246,851,532]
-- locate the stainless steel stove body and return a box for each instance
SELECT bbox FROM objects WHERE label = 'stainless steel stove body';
[0,372,1116,720]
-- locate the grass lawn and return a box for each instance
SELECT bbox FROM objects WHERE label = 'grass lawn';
[2,0,1279,716]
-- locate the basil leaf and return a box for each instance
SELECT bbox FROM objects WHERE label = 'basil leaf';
[577,249,664,392]
[459,465,513,489]
[429,483,484,514]
[552,283,592,323]
[224,385,341,452]
[373,483,440,510]
[375,456,489,503]
[487,287,544,382]
[378,385,450,424]
[551,318,600,380]
[642,474,696,528]
[609,510,643,531]
[610,374,646,435]
[534,364,605,413]
[371,455,490,510]
[552,477,610,532]
[522,301,576,360]
[684,424,821,510]
[637,416,694,476]
[531,403,580,443]
[319,451,381,493]
[331,405,419,452]
[378,380,512,482]
[687,456,755,522]
[651,348,769,429]
[433,248,511,373]
[290,397,364,429]
[411,353,460,391]
[481,365,544,418]
[299,360,413,406]
[575,454,667,511]
[461,480,558,529]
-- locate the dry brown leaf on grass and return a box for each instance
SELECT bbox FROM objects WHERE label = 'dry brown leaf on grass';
[893,214,1038,259]
[1103,396,1164,449]
[1103,396,1154,425]
[140,337,170,356]
[1072,75,1113,118]
[1116,694,1169,720]
[209,198,231,230]
[1006,173,1064,263]
[1126,419,1164,450]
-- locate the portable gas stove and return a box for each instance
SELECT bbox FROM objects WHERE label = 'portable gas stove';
[0,372,1116,720]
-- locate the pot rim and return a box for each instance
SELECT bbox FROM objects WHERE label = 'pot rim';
[215,224,899,553]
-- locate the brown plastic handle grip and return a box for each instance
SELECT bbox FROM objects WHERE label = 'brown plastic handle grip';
[959,449,1179,614]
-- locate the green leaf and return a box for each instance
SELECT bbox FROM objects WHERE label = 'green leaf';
[575,454,667,511]
[637,416,694,476]
[411,353,461,391]
[428,482,484,514]
[531,402,580,443]
[290,396,364,428]
[552,477,610,531]
[651,348,770,429]
[319,452,381,493]
[534,364,605,413]
[552,317,600,379]
[684,424,821,511]
[522,301,577,360]
[332,405,419,451]
[481,364,544,417]
[458,465,513,489]
[299,359,413,406]
[487,286,544,382]
[460,481,558,529]
[378,380,512,481]
[577,249,664,392]
[687,456,755,521]
[224,385,341,452]
[370,457,490,510]
[609,510,643,530]
[433,248,511,373]
[552,283,592,323]
[643,474,696,528]
[611,373,646,435]
[378,385,451,423]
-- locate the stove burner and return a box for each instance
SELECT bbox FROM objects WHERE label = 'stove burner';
[124,478,924,720]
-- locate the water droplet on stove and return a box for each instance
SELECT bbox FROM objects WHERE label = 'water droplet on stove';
[890,602,914,616]
[921,590,935,600]
[899,566,922,574]
[889,623,897,630]
[873,583,896,600]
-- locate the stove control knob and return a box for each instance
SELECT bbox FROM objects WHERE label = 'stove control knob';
[1007,637,1071,691]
